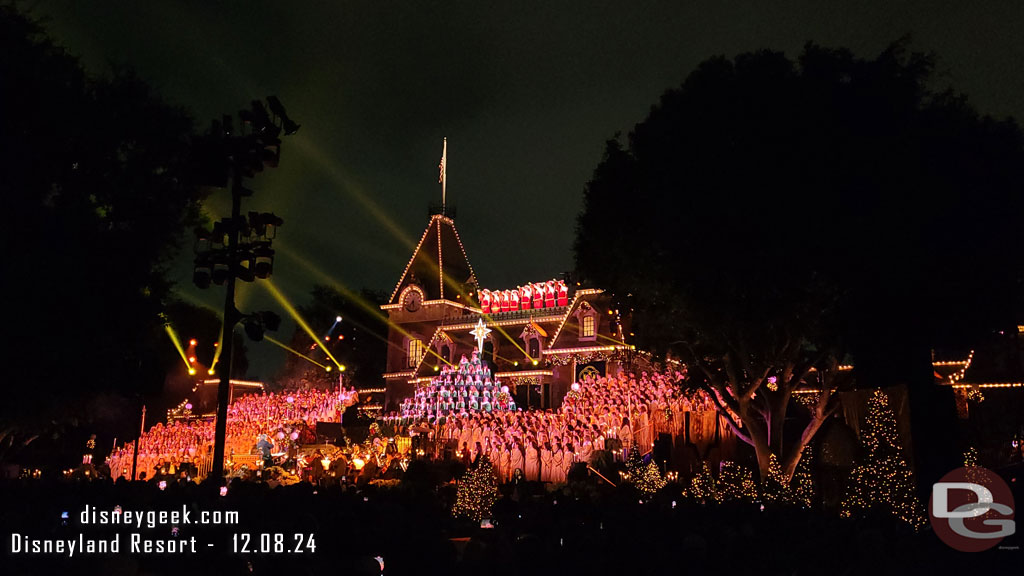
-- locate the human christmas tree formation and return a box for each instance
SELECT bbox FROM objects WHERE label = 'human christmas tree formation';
[400,348,516,420]
[840,389,927,529]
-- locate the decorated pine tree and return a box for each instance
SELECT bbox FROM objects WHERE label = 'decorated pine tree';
[689,462,718,503]
[760,453,797,505]
[963,446,979,467]
[635,460,666,496]
[717,461,757,502]
[840,390,926,529]
[623,448,665,496]
[452,456,500,522]
[791,447,815,508]
[624,448,644,477]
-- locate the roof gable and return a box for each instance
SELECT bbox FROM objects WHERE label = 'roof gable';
[389,214,477,304]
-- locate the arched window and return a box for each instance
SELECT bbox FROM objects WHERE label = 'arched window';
[483,339,495,363]
[528,338,540,359]
[408,338,424,368]
[441,344,451,363]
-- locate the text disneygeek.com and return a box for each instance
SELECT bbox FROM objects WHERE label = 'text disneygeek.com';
[6,505,315,557]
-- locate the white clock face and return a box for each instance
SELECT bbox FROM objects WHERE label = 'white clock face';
[405,291,422,312]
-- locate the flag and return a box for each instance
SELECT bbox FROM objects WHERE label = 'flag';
[438,137,447,206]
[438,137,447,184]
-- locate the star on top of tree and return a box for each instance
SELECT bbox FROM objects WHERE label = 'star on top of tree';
[470,318,492,354]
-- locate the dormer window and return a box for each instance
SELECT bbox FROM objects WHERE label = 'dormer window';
[574,302,598,342]
[582,315,595,338]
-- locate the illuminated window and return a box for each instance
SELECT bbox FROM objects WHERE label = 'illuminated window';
[408,339,424,368]
[582,316,595,338]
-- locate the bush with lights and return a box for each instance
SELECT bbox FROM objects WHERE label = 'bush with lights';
[840,389,926,529]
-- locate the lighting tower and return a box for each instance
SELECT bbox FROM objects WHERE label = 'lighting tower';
[192,97,299,482]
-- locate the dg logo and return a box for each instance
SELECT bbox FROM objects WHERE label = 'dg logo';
[930,466,1016,552]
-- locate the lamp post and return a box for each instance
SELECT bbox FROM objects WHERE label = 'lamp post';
[193,97,298,483]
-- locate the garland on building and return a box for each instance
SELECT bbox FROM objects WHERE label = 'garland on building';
[452,456,500,522]
[840,390,927,529]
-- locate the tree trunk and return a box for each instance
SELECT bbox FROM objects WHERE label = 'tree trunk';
[780,413,827,481]
[741,404,773,480]
[768,392,790,456]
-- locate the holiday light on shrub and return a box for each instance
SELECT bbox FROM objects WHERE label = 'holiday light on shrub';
[840,390,927,529]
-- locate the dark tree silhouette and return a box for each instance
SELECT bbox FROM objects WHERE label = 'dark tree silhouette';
[1,6,206,426]
[576,42,1024,484]
[277,285,389,389]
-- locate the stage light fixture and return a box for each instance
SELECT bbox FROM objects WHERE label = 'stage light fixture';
[211,255,230,286]
[189,339,197,346]
[266,96,300,135]
[260,311,282,332]
[193,260,212,289]
[243,317,264,342]
[235,255,256,283]
[253,245,274,278]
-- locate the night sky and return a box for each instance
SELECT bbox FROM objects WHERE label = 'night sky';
[32,1,1024,379]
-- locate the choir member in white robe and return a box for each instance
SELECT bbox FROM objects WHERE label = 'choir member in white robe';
[498,443,512,483]
[525,441,541,482]
[540,444,553,483]
[509,442,525,480]
[550,445,564,483]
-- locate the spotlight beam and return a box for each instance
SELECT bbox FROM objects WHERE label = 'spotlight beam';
[264,335,329,370]
[164,324,194,373]
[275,243,455,366]
[209,319,226,374]
[262,281,344,370]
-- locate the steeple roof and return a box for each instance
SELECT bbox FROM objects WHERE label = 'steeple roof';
[389,214,478,304]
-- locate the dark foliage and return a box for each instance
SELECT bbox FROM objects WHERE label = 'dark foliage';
[576,41,1024,483]
[1,6,205,424]
[277,285,389,388]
